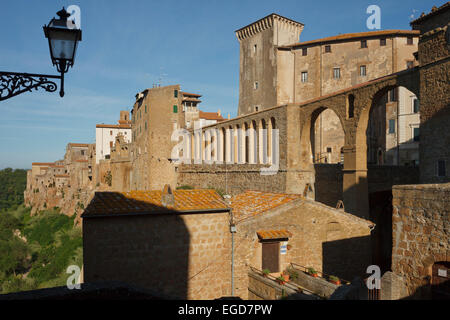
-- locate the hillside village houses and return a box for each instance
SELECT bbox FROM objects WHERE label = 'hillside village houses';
[24,3,450,300]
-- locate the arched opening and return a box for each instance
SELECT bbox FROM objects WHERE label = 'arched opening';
[259,119,267,164]
[251,120,258,164]
[221,127,226,163]
[357,84,420,275]
[347,94,355,119]
[311,108,345,165]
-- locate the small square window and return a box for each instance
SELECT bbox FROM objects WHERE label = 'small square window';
[437,160,446,177]
[407,37,413,45]
[361,40,367,48]
[333,67,341,79]
[325,45,331,53]
[413,99,419,113]
[302,48,307,56]
[174,90,178,98]
[301,71,308,83]
[380,38,386,46]
[326,147,332,153]
[388,119,396,134]
[110,130,113,135]
[360,65,367,76]
[413,127,419,141]
[254,81,259,90]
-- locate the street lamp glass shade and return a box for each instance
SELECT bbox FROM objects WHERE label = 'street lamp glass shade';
[43,8,82,70]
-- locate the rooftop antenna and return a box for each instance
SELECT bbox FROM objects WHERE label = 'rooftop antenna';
[158,67,168,87]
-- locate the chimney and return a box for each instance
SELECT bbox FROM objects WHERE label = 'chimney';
[217,109,221,116]
[161,184,175,207]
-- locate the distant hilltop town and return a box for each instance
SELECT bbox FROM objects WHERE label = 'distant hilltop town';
[22,3,449,300]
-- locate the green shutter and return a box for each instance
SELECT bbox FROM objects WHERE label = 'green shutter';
[173,105,178,113]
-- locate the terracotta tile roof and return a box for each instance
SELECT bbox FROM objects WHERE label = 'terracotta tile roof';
[68,143,89,148]
[279,30,420,49]
[96,124,132,129]
[181,91,202,98]
[82,189,229,217]
[231,191,302,222]
[32,162,54,166]
[199,111,225,121]
[257,229,292,240]
[183,97,202,103]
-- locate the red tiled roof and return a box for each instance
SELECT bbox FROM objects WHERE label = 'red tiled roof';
[280,30,420,49]
[257,229,292,240]
[231,191,302,222]
[96,124,131,129]
[32,162,54,166]
[183,97,202,103]
[68,143,89,148]
[181,91,202,98]
[82,189,229,216]
[199,111,225,121]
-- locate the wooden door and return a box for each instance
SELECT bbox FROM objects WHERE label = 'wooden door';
[262,242,279,273]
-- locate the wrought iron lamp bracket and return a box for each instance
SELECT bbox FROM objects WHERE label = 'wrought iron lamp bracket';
[0,71,63,101]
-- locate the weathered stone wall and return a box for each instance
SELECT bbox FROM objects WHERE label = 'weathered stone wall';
[247,271,297,300]
[392,183,450,299]
[83,211,232,300]
[233,198,373,299]
[417,26,450,183]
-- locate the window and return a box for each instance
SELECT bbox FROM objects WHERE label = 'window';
[406,60,414,69]
[254,81,258,90]
[333,67,341,79]
[360,65,367,76]
[253,44,257,54]
[302,48,307,56]
[325,45,331,53]
[437,160,446,177]
[348,94,355,119]
[301,71,308,83]
[173,105,178,113]
[361,40,367,48]
[145,121,147,130]
[255,106,259,112]
[389,88,397,102]
[174,89,178,98]
[326,147,332,153]
[380,38,386,46]
[413,127,420,141]
[407,37,413,45]
[110,130,113,136]
[413,98,420,113]
[388,119,396,134]
[110,141,113,148]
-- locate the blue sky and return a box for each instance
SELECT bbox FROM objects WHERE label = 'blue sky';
[0,0,437,169]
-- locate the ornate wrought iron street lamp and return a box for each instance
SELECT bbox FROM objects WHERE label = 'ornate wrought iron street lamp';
[0,8,82,101]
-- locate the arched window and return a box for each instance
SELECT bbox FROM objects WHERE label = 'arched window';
[244,123,249,163]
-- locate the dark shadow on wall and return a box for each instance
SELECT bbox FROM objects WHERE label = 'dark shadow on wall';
[401,279,450,300]
[322,236,372,282]
[369,190,392,275]
[314,163,343,208]
[82,193,191,300]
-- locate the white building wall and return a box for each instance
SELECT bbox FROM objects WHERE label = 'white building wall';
[95,127,132,164]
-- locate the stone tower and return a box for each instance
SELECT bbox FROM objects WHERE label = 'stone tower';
[235,13,304,116]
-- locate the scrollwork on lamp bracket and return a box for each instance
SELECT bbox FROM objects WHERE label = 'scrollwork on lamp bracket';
[0,71,63,101]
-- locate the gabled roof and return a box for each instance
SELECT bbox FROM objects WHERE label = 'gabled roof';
[231,190,302,222]
[199,111,225,121]
[82,189,229,217]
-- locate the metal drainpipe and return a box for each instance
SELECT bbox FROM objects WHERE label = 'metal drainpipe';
[230,209,236,296]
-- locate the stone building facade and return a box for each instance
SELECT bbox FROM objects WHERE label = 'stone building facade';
[82,188,232,299]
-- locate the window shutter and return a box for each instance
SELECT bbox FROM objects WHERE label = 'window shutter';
[173,105,178,113]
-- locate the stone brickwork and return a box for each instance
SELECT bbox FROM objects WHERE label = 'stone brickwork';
[83,211,232,300]
[232,197,373,299]
[392,183,450,298]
